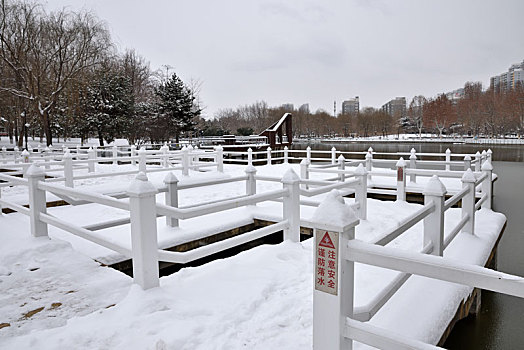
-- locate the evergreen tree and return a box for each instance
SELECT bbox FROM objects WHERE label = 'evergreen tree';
[84,70,134,146]
[155,73,200,142]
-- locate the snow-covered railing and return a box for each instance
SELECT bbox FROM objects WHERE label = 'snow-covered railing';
[0,144,224,188]
[311,177,519,350]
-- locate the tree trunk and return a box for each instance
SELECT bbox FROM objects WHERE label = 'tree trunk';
[41,110,53,146]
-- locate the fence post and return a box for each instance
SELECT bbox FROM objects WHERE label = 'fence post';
[481,150,487,167]
[112,145,118,165]
[282,169,300,242]
[130,145,137,166]
[463,155,471,171]
[409,148,417,183]
[267,147,272,165]
[127,172,159,290]
[14,146,19,163]
[245,165,257,200]
[247,147,253,166]
[365,148,373,181]
[21,149,31,175]
[215,145,223,172]
[25,164,48,238]
[44,147,50,170]
[312,191,359,350]
[445,148,451,171]
[487,149,492,162]
[354,164,367,220]
[337,155,345,182]
[284,146,289,164]
[87,147,95,173]
[300,158,310,190]
[481,159,493,209]
[182,146,189,176]
[161,143,169,168]
[396,157,406,201]
[331,147,336,165]
[423,175,447,256]
[306,146,311,163]
[163,172,179,228]
[63,150,74,188]
[187,144,194,169]
[474,151,481,172]
[461,169,476,234]
[138,147,147,173]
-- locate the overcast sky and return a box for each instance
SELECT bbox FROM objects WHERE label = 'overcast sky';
[44,0,524,118]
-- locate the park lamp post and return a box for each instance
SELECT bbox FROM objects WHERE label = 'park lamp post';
[21,111,29,150]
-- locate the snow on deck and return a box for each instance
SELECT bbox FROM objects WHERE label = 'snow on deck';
[0,163,506,349]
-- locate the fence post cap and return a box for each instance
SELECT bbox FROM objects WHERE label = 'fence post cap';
[300,158,310,166]
[338,154,345,161]
[306,146,311,151]
[446,148,451,154]
[396,157,406,167]
[21,149,29,156]
[163,172,179,184]
[331,147,336,151]
[481,150,487,156]
[138,146,146,153]
[281,168,300,184]
[267,146,272,151]
[464,154,471,161]
[475,151,481,156]
[25,164,44,178]
[248,147,253,152]
[461,168,476,183]
[410,148,416,154]
[368,147,373,153]
[423,175,447,196]
[311,190,359,231]
[487,149,493,155]
[284,146,289,150]
[127,172,158,197]
[354,163,367,175]
[481,159,493,171]
[245,165,257,174]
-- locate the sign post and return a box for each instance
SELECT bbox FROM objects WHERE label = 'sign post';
[312,190,360,350]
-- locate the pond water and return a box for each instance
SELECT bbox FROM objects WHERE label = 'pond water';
[293,141,524,349]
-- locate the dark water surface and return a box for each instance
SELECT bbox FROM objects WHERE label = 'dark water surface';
[293,141,524,349]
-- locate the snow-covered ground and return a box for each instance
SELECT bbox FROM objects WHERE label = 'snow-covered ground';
[0,163,506,349]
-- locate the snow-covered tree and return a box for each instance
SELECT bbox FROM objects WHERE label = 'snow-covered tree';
[84,70,133,146]
[155,73,200,142]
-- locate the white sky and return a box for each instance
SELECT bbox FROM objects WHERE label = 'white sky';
[44,0,524,118]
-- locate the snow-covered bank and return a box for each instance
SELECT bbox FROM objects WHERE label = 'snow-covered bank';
[0,163,506,349]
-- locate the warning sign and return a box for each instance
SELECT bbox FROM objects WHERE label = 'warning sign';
[315,230,338,295]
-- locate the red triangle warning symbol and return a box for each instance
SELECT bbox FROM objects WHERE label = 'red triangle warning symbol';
[319,232,335,249]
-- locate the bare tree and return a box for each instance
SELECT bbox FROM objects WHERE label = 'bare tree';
[0,1,112,145]
[409,95,426,138]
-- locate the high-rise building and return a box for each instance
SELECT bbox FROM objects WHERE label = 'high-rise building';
[281,103,294,111]
[298,103,310,114]
[490,60,524,90]
[445,88,465,104]
[382,97,406,117]
[342,97,359,115]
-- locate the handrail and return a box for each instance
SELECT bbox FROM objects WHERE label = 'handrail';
[443,214,470,249]
[444,186,469,210]
[38,182,130,211]
[156,188,289,220]
[0,173,29,185]
[0,198,30,215]
[474,172,488,187]
[371,203,434,246]
[157,220,289,264]
[475,194,488,210]
[346,240,524,298]
[39,212,132,257]
[300,178,359,197]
